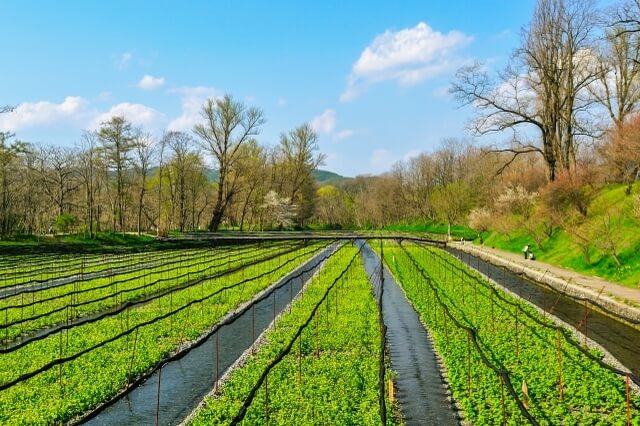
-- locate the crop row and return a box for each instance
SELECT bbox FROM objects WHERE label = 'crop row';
[189,245,397,425]
[0,242,296,343]
[0,248,187,287]
[0,242,328,425]
[380,241,639,425]
[0,242,281,289]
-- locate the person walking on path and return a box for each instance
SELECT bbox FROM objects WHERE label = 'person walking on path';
[522,244,529,259]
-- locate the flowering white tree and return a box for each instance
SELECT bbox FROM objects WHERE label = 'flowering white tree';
[468,207,493,234]
[261,190,295,230]
[495,185,538,219]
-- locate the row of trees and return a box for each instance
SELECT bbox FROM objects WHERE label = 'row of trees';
[312,0,640,252]
[3,0,640,244]
[452,0,640,181]
[313,138,517,233]
[0,96,324,237]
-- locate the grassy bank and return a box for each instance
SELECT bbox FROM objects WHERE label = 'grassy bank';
[479,183,640,288]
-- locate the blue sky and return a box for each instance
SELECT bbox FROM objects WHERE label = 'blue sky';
[0,1,536,176]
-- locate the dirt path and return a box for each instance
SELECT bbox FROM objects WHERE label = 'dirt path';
[452,242,640,308]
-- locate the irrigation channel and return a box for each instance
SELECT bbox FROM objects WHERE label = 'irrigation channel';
[360,241,459,426]
[80,243,338,426]
[446,246,640,378]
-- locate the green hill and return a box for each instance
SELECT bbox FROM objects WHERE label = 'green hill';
[479,183,640,288]
[150,168,345,184]
[312,169,348,184]
[201,168,346,184]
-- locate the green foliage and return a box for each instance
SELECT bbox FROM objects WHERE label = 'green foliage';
[54,213,77,233]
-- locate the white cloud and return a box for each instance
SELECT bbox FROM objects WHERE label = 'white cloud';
[115,52,133,70]
[167,86,220,132]
[276,97,287,107]
[91,102,164,129]
[310,108,360,141]
[137,75,165,90]
[0,96,88,132]
[310,109,336,134]
[334,129,358,140]
[0,95,165,134]
[341,22,472,102]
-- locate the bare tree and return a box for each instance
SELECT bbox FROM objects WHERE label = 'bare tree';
[401,154,438,220]
[452,0,599,180]
[164,131,194,232]
[78,132,101,238]
[431,182,473,239]
[612,0,640,35]
[599,113,640,193]
[233,140,267,231]
[184,154,210,230]
[0,131,26,236]
[275,124,325,225]
[31,146,79,218]
[97,116,136,232]
[591,26,640,128]
[193,94,265,231]
[156,134,168,236]
[133,133,155,235]
[278,124,325,201]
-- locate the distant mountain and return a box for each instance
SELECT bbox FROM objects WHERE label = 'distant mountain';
[147,167,346,185]
[312,169,347,185]
[203,168,346,185]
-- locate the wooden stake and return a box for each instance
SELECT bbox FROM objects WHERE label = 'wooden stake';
[626,374,631,426]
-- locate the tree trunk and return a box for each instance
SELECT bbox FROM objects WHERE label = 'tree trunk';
[239,186,256,232]
[209,172,226,231]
